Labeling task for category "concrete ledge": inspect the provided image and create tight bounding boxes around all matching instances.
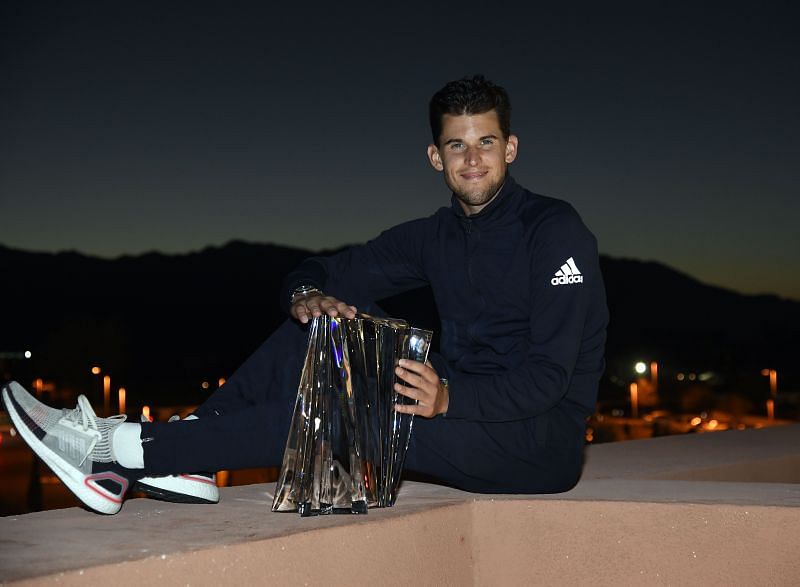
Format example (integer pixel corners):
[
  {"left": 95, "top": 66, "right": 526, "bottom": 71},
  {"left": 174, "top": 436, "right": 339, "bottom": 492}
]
[{"left": 2, "top": 425, "right": 799, "bottom": 585}]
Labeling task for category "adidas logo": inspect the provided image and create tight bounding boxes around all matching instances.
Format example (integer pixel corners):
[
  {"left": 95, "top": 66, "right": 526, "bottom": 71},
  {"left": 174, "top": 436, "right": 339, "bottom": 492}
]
[{"left": 551, "top": 257, "right": 583, "bottom": 286}]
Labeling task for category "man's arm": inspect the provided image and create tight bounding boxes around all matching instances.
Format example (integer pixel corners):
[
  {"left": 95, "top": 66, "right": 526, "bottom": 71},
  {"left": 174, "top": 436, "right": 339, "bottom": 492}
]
[
  {"left": 281, "top": 217, "right": 433, "bottom": 319},
  {"left": 442, "top": 207, "right": 608, "bottom": 422}
]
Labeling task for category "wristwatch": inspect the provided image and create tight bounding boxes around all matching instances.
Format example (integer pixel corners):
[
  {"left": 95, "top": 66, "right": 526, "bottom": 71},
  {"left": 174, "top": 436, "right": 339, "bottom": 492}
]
[
  {"left": 439, "top": 378, "right": 449, "bottom": 418},
  {"left": 290, "top": 284, "right": 324, "bottom": 305}
]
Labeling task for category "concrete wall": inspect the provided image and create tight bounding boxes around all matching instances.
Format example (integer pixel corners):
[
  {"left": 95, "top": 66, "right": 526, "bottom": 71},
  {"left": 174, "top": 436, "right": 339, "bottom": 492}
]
[{"left": 4, "top": 425, "right": 799, "bottom": 586}]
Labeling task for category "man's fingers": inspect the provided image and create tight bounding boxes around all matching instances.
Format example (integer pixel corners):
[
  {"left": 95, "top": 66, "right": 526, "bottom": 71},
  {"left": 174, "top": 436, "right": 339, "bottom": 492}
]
[
  {"left": 295, "top": 306, "right": 310, "bottom": 324},
  {"left": 394, "top": 401, "right": 434, "bottom": 418},
  {"left": 291, "top": 296, "right": 358, "bottom": 323},
  {"left": 397, "top": 359, "right": 438, "bottom": 383},
  {"left": 333, "top": 301, "right": 357, "bottom": 318},
  {"left": 395, "top": 366, "right": 429, "bottom": 389},
  {"left": 394, "top": 382, "right": 422, "bottom": 401}
]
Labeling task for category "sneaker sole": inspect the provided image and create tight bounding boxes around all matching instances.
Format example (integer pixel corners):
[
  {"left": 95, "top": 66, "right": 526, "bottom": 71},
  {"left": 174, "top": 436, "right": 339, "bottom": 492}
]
[
  {"left": 134, "top": 478, "right": 219, "bottom": 504},
  {"left": 2, "top": 386, "right": 124, "bottom": 515}
]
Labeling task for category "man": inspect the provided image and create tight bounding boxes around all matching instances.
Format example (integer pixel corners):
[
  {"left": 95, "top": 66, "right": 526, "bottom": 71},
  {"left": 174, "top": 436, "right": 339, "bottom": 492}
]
[{"left": 3, "top": 75, "right": 608, "bottom": 515}]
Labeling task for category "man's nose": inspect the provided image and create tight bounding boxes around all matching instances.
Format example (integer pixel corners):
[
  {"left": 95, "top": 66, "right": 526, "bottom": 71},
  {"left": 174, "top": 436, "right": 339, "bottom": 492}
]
[{"left": 464, "top": 146, "right": 479, "bottom": 166}]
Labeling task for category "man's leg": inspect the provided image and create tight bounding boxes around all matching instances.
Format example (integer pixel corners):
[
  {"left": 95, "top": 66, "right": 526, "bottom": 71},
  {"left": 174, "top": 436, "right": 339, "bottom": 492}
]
[
  {"left": 138, "top": 318, "right": 311, "bottom": 476},
  {"left": 404, "top": 407, "right": 586, "bottom": 494},
  {"left": 194, "top": 318, "right": 310, "bottom": 418}
]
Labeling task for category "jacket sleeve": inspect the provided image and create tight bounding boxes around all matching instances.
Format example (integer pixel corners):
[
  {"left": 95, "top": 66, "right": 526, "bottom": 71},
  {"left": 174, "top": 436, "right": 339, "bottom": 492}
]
[
  {"left": 444, "top": 206, "right": 607, "bottom": 422},
  {"left": 281, "top": 217, "right": 432, "bottom": 309}
]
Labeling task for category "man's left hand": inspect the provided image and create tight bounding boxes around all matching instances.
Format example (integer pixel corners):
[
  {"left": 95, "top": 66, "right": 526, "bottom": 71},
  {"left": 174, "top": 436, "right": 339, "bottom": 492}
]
[{"left": 394, "top": 359, "right": 449, "bottom": 418}]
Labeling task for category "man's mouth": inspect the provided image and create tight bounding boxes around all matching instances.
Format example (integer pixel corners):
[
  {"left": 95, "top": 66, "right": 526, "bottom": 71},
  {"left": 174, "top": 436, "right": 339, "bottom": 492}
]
[{"left": 460, "top": 170, "right": 488, "bottom": 181}]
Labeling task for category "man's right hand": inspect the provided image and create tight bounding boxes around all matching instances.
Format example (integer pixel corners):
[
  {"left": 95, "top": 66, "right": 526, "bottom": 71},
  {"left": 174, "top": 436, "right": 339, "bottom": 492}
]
[{"left": 290, "top": 292, "right": 358, "bottom": 324}]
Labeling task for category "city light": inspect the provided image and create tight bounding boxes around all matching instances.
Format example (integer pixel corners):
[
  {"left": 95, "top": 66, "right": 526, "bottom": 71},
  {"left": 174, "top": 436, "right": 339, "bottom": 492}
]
[
  {"left": 629, "top": 382, "right": 639, "bottom": 419},
  {"left": 118, "top": 387, "right": 126, "bottom": 414},
  {"left": 24, "top": 350, "right": 32, "bottom": 359},
  {"left": 634, "top": 362, "right": 647, "bottom": 374},
  {"left": 103, "top": 375, "right": 111, "bottom": 416},
  {"left": 201, "top": 381, "right": 210, "bottom": 390},
  {"left": 650, "top": 361, "right": 659, "bottom": 390},
  {"left": 91, "top": 366, "right": 101, "bottom": 375},
  {"left": 761, "top": 369, "right": 777, "bottom": 398}
]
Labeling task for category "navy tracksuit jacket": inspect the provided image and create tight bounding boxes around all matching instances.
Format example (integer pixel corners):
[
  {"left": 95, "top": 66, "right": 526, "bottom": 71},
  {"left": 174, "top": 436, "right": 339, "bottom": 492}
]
[{"left": 142, "top": 176, "right": 608, "bottom": 494}]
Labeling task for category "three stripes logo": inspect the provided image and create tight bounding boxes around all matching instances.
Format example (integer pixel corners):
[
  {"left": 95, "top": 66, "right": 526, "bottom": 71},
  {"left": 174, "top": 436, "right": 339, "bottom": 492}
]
[{"left": 551, "top": 257, "right": 583, "bottom": 286}]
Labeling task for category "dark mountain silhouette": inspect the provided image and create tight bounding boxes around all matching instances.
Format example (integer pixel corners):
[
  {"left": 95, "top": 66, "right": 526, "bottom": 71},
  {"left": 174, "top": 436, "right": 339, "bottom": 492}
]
[
  {"left": 601, "top": 257, "right": 800, "bottom": 372},
  {"left": 1, "top": 242, "right": 798, "bottom": 406}
]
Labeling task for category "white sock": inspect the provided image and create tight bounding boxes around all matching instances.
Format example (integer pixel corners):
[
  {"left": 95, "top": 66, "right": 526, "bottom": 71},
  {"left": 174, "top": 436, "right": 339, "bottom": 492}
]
[{"left": 112, "top": 423, "right": 144, "bottom": 469}]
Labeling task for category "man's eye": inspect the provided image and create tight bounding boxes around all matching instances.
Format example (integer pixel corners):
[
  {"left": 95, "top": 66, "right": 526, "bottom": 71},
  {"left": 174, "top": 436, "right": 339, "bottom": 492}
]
[
  {"left": 480, "top": 139, "right": 494, "bottom": 146},
  {"left": 449, "top": 143, "right": 464, "bottom": 150}
]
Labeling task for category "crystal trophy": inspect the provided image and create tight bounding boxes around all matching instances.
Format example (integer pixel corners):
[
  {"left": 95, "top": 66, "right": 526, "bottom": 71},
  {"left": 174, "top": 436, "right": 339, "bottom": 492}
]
[{"left": 272, "top": 313, "right": 433, "bottom": 515}]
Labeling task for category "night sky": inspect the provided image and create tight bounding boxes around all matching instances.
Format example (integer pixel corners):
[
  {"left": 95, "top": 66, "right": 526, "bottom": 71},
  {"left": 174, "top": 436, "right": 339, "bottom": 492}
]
[{"left": 1, "top": 2, "right": 798, "bottom": 300}]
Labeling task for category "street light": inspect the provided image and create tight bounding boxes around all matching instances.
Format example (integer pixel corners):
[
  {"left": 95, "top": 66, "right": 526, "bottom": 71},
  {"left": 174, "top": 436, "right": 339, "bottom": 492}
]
[
  {"left": 634, "top": 362, "right": 647, "bottom": 375},
  {"left": 629, "top": 382, "right": 639, "bottom": 419},
  {"left": 760, "top": 369, "right": 777, "bottom": 398},
  {"left": 761, "top": 369, "right": 778, "bottom": 421},
  {"left": 103, "top": 375, "right": 111, "bottom": 416},
  {"left": 650, "top": 361, "right": 658, "bottom": 393}
]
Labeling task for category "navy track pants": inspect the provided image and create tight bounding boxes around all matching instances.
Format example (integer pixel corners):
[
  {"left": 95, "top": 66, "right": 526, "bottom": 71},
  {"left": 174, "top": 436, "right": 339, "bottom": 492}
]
[{"left": 140, "top": 317, "right": 585, "bottom": 494}]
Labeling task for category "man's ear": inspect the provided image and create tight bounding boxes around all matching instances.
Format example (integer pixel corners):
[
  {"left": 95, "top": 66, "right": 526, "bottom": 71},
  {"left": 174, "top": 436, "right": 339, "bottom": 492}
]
[
  {"left": 505, "top": 135, "right": 519, "bottom": 164},
  {"left": 427, "top": 144, "right": 444, "bottom": 171}
]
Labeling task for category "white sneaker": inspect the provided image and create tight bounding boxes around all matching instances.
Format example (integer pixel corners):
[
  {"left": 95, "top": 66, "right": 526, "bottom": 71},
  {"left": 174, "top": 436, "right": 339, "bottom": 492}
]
[
  {"left": 133, "top": 415, "right": 220, "bottom": 504},
  {"left": 2, "top": 381, "right": 139, "bottom": 514}
]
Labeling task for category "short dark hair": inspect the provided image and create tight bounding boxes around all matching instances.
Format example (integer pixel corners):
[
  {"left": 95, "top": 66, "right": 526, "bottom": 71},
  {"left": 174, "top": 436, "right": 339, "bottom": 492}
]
[{"left": 428, "top": 75, "right": 512, "bottom": 145}]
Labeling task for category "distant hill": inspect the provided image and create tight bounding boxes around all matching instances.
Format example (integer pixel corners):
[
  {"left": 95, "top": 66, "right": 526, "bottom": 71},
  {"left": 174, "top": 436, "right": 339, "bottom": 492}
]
[
  {"left": 599, "top": 256, "right": 800, "bottom": 377},
  {"left": 1, "top": 242, "right": 798, "bottom": 403}
]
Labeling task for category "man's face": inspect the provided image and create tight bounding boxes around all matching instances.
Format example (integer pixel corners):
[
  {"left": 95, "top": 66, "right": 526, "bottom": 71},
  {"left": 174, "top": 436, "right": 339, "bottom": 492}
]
[{"left": 427, "top": 110, "right": 518, "bottom": 215}]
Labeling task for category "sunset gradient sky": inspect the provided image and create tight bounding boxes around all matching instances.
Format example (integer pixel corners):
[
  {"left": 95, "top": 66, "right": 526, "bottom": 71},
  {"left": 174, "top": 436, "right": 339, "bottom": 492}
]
[{"left": 1, "top": 2, "right": 798, "bottom": 299}]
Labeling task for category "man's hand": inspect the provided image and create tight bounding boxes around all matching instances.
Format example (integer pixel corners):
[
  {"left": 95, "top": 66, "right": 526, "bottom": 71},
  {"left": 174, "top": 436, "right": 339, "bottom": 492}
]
[
  {"left": 394, "top": 359, "right": 449, "bottom": 418},
  {"left": 290, "top": 292, "right": 357, "bottom": 324}
]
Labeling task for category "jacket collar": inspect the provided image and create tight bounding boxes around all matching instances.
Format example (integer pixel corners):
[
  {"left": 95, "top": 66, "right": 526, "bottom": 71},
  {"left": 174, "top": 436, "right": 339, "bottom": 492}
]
[{"left": 450, "top": 174, "right": 520, "bottom": 224}]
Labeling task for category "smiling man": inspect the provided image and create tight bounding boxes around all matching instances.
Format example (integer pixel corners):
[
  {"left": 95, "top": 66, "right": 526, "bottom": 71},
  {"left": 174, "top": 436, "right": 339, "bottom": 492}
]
[
  {"left": 3, "top": 75, "right": 609, "bottom": 513},
  {"left": 428, "top": 110, "right": 518, "bottom": 214}
]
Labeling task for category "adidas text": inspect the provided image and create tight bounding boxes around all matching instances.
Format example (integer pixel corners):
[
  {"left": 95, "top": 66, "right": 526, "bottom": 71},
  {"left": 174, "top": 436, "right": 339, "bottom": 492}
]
[{"left": 551, "top": 274, "right": 584, "bottom": 285}]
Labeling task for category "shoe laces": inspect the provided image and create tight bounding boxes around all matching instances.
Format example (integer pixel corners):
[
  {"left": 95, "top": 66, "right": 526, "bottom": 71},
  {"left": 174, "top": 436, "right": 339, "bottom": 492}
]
[{"left": 63, "top": 395, "right": 127, "bottom": 465}]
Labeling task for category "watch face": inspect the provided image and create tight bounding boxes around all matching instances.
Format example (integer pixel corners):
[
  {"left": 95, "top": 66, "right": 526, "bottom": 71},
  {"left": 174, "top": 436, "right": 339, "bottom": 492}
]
[{"left": 291, "top": 285, "right": 321, "bottom": 303}]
